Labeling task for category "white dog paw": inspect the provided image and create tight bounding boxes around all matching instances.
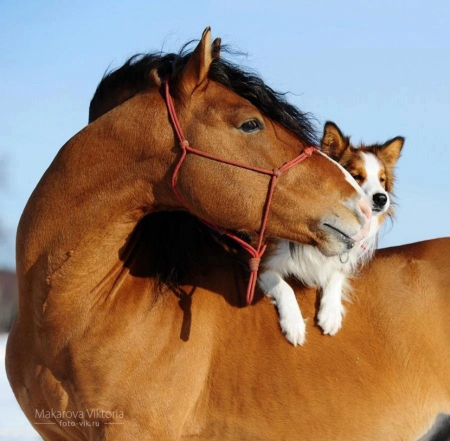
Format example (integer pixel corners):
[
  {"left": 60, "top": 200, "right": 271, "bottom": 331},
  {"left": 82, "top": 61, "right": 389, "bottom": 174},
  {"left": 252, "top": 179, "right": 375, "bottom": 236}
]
[
  {"left": 279, "top": 315, "right": 306, "bottom": 346},
  {"left": 317, "top": 304, "right": 344, "bottom": 336}
]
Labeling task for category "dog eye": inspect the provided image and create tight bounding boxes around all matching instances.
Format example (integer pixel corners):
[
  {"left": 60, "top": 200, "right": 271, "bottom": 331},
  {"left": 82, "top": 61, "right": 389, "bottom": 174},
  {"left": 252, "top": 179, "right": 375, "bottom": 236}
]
[
  {"left": 380, "top": 177, "right": 386, "bottom": 183},
  {"left": 240, "top": 119, "right": 263, "bottom": 133},
  {"left": 351, "top": 174, "right": 363, "bottom": 181}
]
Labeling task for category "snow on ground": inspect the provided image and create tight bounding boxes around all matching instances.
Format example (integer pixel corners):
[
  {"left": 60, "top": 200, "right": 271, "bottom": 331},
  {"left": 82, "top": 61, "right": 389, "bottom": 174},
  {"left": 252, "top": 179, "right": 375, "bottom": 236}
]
[{"left": 0, "top": 334, "right": 42, "bottom": 440}]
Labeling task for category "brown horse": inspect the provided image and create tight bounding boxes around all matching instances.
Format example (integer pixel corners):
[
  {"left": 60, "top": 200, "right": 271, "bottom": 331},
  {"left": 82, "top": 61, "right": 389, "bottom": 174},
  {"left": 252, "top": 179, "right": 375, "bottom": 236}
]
[{"left": 6, "top": 28, "right": 449, "bottom": 440}]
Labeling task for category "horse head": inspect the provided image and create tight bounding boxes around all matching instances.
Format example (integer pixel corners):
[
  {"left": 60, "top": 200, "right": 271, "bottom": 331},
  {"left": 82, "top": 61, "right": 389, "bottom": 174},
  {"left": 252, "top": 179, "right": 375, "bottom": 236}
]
[
  {"left": 163, "top": 28, "right": 371, "bottom": 255},
  {"left": 89, "top": 27, "right": 371, "bottom": 260}
]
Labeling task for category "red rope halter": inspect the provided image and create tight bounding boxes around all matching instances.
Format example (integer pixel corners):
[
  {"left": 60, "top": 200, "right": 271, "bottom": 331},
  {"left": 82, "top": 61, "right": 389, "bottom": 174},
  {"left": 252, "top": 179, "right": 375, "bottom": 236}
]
[{"left": 164, "top": 79, "right": 316, "bottom": 305}]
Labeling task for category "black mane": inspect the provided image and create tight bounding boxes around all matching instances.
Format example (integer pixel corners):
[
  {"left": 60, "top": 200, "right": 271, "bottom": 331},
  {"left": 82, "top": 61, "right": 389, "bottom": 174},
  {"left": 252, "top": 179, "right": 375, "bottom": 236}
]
[
  {"left": 89, "top": 43, "right": 318, "bottom": 288},
  {"left": 89, "top": 45, "right": 317, "bottom": 145}
]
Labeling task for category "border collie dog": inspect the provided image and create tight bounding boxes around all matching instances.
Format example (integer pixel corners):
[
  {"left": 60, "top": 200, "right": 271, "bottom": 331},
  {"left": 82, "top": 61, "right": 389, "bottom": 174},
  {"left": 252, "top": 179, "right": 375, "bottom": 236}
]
[{"left": 259, "top": 122, "right": 404, "bottom": 346}]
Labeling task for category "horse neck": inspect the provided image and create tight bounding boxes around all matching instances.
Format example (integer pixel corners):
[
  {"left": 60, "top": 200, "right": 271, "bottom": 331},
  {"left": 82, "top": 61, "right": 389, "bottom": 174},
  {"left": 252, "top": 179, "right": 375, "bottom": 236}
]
[{"left": 16, "top": 91, "right": 175, "bottom": 290}]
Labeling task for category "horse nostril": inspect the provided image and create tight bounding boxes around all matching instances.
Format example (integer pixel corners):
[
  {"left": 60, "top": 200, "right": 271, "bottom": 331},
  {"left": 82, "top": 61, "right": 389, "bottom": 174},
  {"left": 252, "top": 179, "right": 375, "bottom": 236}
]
[{"left": 373, "top": 193, "right": 388, "bottom": 207}]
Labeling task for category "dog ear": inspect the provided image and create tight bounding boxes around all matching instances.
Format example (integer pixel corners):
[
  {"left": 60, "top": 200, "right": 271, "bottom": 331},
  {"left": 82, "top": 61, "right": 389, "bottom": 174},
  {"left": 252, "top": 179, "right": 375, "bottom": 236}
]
[
  {"left": 321, "top": 122, "right": 350, "bottom": 161},
  {"left": 379, "top": 137, "right": 404, "bottom": 168}
]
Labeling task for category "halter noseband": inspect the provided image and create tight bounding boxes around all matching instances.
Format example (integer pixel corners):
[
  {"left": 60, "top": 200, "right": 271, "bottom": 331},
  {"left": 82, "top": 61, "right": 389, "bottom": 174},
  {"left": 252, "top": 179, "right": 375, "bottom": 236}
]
[{"left": 164, "top": 78, "right": 316, "bottom": 305}]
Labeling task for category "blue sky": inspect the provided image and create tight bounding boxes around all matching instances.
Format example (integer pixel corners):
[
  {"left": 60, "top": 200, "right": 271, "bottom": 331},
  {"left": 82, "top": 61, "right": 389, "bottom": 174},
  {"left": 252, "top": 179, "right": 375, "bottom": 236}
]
[{"left": 1, "top": 0, "right": 449, "bottom": 269}]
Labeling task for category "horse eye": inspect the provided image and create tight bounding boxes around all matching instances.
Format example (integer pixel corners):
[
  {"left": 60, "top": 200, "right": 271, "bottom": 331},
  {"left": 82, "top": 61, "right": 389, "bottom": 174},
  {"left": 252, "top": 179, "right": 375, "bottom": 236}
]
[{"left": 240, "top": 119, "right": 263, "bottom": 133}]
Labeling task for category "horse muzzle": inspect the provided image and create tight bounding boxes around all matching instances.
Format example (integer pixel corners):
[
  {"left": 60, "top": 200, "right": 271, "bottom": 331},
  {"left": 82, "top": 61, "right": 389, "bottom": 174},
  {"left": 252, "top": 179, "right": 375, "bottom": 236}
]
[{"left": 319, "top": 196, "right": 372, "bottom": 256}]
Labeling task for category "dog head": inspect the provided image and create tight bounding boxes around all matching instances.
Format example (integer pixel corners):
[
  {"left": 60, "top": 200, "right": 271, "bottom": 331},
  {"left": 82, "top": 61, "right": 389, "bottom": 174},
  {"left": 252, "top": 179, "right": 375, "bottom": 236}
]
[{"left": 320, "top": 121, "right": 404, "bottom": 219}]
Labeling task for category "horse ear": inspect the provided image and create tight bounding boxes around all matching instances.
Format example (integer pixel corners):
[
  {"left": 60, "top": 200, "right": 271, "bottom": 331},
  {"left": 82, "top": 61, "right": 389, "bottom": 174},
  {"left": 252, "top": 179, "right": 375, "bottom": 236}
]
[
  {"left": 212, "top": 37, "right": 221, "bottom": 59},
  {"left": 321, "top": 121, "right": 350, "bottom": 161},
  {"left": 378, "top": 137, "right": 404, "bottom": 167},
  {"left": 178, "top": 27, "right": 213, "bottom": 96},
  {"left": 149, "top": 68, "right": 162, "bottom": 87}
]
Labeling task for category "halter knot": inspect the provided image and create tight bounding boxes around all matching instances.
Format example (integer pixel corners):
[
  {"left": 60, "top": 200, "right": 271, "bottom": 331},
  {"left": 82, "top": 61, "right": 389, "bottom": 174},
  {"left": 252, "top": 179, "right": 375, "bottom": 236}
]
[
  {"left": 248, "top": 257, "right": 261, "bottom": 272},
  {"left": 304, "top": 146, "right": 315, "bottom": 157},
  {"left": 273, "top": 168, "right": 281, "bottom": 178},
  {"left": 180, "top": 140, "right": 190, "bottom": 150}
]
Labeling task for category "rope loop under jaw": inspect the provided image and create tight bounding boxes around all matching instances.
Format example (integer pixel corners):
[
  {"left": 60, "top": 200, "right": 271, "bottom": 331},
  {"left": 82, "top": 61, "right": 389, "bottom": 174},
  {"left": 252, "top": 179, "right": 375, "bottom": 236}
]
[{"left": 180, "top": 140, "right": 190, "bottom": 150}]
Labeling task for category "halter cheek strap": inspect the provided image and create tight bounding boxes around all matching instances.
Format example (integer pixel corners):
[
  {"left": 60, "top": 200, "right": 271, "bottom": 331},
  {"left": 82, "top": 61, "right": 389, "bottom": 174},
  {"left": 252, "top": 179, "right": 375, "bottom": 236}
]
[{"left": 164, "top": 79, "right": 316, "bottom": 305}]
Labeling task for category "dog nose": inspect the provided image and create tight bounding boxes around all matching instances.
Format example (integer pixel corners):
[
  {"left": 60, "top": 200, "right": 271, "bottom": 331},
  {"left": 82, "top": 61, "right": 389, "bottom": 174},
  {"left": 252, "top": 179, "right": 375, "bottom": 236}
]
[{"left": 373, "top": 193, "right": 388, "bottom": 207}]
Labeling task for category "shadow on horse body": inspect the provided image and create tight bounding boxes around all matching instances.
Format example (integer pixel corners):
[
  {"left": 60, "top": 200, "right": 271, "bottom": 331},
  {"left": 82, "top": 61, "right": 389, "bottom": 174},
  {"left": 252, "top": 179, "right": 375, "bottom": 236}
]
[{"left": 6, "top": 28, "right": 450, "bottom": 440}]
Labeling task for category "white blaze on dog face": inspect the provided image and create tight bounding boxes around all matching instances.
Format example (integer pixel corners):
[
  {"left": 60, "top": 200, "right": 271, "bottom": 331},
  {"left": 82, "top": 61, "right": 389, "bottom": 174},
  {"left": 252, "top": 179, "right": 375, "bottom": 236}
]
[{"left": 359, "top": 152, "right": 390, "bottom": 214}]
